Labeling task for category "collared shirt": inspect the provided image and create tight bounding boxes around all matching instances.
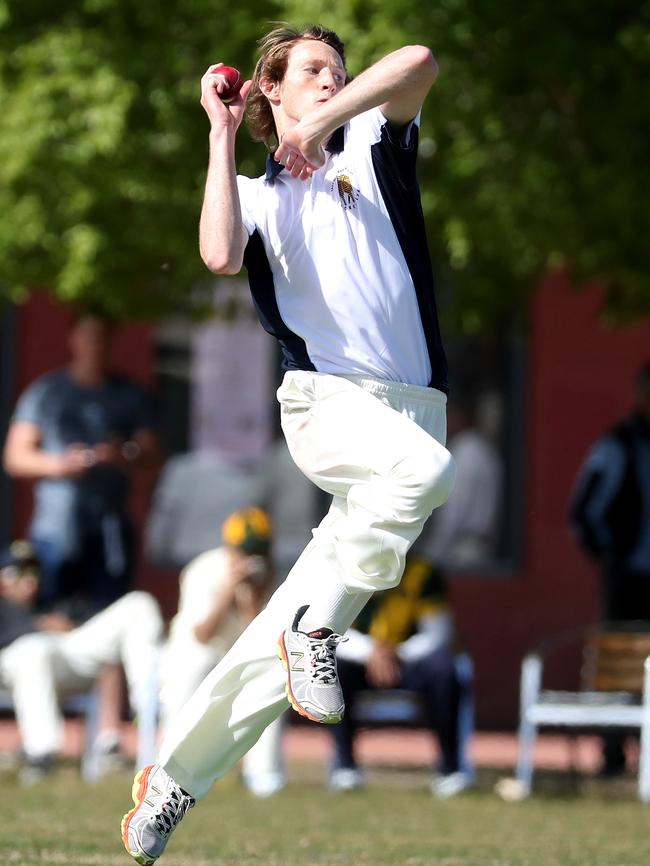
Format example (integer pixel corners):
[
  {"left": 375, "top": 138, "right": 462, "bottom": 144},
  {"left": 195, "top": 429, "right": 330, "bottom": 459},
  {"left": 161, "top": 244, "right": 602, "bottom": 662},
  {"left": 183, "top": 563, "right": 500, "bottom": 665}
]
[{"left": 237, "top": 107, "right": 447, "bottom": 392}]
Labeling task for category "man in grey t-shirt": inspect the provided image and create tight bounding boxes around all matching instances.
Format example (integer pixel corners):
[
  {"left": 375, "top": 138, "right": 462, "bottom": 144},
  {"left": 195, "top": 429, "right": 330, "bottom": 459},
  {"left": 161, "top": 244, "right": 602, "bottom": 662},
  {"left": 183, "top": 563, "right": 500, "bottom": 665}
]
[{"left": 3, "top": 310, "right": 160, "bottom": 620}]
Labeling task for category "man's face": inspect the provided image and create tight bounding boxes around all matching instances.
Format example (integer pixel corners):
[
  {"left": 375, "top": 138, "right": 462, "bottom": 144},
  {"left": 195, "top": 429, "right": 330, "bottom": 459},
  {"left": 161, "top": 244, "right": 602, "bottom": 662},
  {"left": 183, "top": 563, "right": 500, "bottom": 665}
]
[
  {"left": 69, "top": 316, "right": 114, "bottom": 371},
  {"left": 274, "top": 39, "right": 346, "bottom": 124},
  {"left": 0, "top": 567, "right": 39, "bottom": 606},
  {"left": 228, "top": 548, "right": 270, "bottom": 587}
]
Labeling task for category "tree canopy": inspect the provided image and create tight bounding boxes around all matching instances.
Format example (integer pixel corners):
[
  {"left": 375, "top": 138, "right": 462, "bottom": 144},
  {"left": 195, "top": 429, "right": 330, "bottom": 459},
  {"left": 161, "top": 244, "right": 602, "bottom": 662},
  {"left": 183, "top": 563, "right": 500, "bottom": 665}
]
[{"left": 1, "top": 0, "right": 648, "bottom": 327}]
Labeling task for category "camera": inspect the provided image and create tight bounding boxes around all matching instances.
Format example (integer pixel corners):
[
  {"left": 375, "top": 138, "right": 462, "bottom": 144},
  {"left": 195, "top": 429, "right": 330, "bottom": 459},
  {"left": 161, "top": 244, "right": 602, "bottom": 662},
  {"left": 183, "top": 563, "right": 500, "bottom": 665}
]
[{"left": 243, "top": 555, "right": 268, "bottom": 586}]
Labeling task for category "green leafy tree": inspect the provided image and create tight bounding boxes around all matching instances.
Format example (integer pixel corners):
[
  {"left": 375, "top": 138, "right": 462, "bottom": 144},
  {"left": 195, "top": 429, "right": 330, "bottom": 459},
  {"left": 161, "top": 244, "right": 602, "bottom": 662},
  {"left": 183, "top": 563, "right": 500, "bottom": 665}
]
[
  {"left": 1, "top": 0, "right": 648, "bottom": 326},
  {"left": 0, "top": 0, "right": 277, "bottom": 318},
  {"left": 284, "top": 0, "right": 650, "bottom": 330}
]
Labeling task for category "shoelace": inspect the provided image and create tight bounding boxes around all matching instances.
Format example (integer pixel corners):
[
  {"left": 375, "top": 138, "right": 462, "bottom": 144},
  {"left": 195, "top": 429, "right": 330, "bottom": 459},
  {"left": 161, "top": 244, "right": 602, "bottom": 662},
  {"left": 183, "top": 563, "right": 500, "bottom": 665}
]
[
  {"left": 308, "top": 633, "right": 348, "bottom": 684},
  {"left": 153, "top": 786, "right": 195, "bottom": 838}
]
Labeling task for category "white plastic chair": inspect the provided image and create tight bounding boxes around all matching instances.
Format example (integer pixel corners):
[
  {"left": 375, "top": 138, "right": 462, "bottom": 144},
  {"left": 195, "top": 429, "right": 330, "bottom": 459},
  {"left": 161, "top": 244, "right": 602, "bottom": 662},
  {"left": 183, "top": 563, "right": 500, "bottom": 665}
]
[{"left": 515, "top": 624, "right": 650, "bottom": 801}]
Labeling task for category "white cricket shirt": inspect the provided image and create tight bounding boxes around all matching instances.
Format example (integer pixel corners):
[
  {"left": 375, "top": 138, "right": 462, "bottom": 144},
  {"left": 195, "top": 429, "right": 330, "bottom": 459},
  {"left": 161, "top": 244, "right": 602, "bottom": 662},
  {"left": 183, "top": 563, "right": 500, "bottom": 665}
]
[{"left": 237, "top": 107, "right": 447, "bottom": 392}]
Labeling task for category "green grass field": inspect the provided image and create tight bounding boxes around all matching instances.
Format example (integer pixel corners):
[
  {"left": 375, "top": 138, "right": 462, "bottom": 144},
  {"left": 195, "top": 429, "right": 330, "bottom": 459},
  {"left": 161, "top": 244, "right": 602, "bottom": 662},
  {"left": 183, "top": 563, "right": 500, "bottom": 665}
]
[{"left": 3, "top": 762, "right": 650, "bottom": 866}]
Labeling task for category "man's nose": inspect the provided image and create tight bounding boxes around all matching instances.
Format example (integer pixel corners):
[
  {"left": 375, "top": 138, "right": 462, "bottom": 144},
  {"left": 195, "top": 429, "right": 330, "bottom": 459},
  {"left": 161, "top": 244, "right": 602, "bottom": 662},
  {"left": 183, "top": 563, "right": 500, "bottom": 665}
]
[{"left": 319, "top": 69, "right": 337, "bottom": 90}]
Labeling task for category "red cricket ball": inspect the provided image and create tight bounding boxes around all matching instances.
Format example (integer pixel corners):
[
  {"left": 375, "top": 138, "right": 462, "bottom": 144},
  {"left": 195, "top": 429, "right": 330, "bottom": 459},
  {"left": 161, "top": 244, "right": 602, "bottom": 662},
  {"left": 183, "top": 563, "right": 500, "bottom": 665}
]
[{"left": 215, "top": 65, "right": 243, "bottom": 103}]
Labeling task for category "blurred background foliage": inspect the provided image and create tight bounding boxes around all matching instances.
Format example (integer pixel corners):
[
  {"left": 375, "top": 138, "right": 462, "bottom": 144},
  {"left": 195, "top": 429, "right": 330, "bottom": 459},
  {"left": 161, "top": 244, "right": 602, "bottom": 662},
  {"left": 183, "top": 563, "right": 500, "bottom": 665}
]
[{"left": 0, "top": 0, "right": 648, "bottom": 327}]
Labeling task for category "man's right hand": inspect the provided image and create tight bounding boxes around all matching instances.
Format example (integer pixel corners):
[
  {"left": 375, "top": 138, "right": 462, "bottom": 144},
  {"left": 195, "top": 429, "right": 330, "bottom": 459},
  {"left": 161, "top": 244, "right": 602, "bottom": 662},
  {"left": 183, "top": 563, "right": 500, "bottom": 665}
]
[
  {"left": 55, "top": 444, "right": 94, "bottom": 479},
  {"left": 366, "top": 641, "right": 400, "bottom": 688},
  {"left": 36, "top": 612, "right": 75, "bottom": 633},
  {"left": 200, "top": 64, "right": 252, "bottom": 132},
  {"left": 274, "top": 124, "right": 326, "bottom": 180}
]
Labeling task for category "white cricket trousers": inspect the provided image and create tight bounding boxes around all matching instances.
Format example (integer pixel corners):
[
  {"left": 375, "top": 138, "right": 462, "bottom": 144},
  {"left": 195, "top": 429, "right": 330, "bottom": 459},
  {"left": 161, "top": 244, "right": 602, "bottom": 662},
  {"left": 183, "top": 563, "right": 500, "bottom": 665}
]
[
  {"left": 0, "top": 591, "right": 162, "bottom": 760},
  {"left": 159, "top": 640, "right": 286, "bottom": 794},
  {"left": 161, "top": 371, "right": 455, "bottom": 798}
]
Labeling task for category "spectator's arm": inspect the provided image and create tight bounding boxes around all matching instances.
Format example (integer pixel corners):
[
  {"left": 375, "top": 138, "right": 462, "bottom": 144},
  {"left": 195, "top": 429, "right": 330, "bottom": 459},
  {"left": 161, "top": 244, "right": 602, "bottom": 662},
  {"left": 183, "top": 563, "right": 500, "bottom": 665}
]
[
  {"left": 396, "top": 611, "right": 453, "bottom": 662},
  {"left": 336, "top": 628, "right": 376, "bottom": 663},
  {"left": 192, "top": 586, "right": 238, "bottom": 644},
  {"left": 569, "top": 437, "right": 626, "bottom": 559},
  {"left": 2, "top": 421, "right": 87, "bottom": 480},
  {"left": 191, "top": 556, "right": 257, "bottom": 644}
]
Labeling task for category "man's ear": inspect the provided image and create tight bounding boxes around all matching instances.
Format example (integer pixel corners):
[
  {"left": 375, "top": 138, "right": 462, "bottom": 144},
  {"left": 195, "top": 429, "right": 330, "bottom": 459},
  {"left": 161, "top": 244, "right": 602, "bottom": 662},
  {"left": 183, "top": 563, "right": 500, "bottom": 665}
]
[{"left": 260, "top": 76, "right": 280, "bottom": 104}]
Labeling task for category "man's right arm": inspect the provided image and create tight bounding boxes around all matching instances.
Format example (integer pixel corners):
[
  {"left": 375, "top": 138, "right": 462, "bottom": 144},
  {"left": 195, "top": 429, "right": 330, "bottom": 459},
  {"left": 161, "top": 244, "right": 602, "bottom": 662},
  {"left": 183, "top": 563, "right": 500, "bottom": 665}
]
[
  {"left": 3, "top": 421, "right": 88, "bottom": 480},
  {"left": 198, "top": 65, "right": 253, "bottom": 275}
]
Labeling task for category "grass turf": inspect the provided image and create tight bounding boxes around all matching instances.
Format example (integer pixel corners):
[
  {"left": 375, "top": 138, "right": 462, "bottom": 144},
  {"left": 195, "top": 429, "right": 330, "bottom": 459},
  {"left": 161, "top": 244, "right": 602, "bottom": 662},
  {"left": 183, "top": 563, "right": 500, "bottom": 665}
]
[{"left": 2, "top": 762, "right": 650, "bottom": 866}]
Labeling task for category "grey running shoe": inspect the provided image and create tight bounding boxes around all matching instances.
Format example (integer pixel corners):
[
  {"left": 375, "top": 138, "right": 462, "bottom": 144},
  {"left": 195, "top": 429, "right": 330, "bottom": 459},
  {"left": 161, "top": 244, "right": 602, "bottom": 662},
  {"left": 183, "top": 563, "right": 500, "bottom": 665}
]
[
  {"left": 121, "top": 764, "right": 195, "bottom": 865},
  {"left": 278, "top": 604, "right": 347, "bottom": 724}
]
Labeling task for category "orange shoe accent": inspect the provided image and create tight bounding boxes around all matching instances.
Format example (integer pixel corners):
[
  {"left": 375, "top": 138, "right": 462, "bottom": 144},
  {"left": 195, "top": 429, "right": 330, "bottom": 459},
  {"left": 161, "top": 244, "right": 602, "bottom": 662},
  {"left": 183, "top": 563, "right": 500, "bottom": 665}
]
[
  {"left": 277, "top": 634, "right": 320, "bottom": 723},
  {"left": 121, "top": 764, "right": 153, "bottom": 852}
]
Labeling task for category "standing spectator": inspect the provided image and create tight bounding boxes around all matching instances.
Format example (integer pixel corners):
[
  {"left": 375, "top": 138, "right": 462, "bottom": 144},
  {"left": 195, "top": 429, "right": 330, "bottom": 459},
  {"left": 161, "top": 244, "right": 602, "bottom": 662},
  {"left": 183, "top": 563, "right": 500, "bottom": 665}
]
[
  {"left": 0, "top": 540, "right": 163, "bottom": 783},
  {"left": 3, "top": 308, "right": 160, "bottom": 621},
  {"left": 328, "top": 550, "right": 472, "bottom": 798},
  {"left": 569, "top": 360, "right": 650, "bottom": 773},
  {"left": 570, "top": 361, "right": 650, "bottom": 619},
  {"left": 159, "top": 507, "right": 285, "bottom": 797}
]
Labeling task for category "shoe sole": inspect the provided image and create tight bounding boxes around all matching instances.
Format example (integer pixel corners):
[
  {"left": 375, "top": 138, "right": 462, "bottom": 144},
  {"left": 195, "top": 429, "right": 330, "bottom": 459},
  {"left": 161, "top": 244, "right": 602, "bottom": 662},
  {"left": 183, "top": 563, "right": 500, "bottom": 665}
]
[
  {"left": 277, "top": 632, "right": 342, "bottom": 725},
  {"left": 121, "top": 765, "right": 157, "bottom": 866}
]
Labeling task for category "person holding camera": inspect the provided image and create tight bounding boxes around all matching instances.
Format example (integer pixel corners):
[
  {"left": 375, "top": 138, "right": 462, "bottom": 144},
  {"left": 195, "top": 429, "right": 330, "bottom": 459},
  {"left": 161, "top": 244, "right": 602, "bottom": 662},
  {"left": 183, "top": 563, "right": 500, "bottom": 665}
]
[{"left": 158, "top": 507, "right": 285, "bottom": 797}]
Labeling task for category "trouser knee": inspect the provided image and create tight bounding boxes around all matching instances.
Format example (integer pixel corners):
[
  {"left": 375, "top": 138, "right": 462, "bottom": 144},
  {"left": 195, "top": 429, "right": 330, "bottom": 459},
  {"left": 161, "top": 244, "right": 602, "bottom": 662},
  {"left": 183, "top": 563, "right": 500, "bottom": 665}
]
[
  {"left": 2, "top": 634, "right": 55, "bottom": 680},
  {"left": 416, "top": 447, "right": 456, "bottom": 512},
  {"left": 390, "top": 443, "right": 456, "bottom": 519},
  {"left": 120, "top": 591, "right": 163, "bottom": 636}
]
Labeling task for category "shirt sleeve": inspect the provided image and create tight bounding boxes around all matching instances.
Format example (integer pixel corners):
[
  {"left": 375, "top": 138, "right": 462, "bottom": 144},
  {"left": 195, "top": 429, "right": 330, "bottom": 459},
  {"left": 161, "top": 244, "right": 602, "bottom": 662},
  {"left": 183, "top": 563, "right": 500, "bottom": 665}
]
[
  {"left": 12, "top": 378, "right": 49, "bottom": 426},
  {"left": 396, "top": 611, "right": 454, "bottom": 662},
  {"left": 236, "top": 175, "right": 258, "bottom": 236},
  {"left": 348, "top": 106, "right": 421, "bottom": 149}
]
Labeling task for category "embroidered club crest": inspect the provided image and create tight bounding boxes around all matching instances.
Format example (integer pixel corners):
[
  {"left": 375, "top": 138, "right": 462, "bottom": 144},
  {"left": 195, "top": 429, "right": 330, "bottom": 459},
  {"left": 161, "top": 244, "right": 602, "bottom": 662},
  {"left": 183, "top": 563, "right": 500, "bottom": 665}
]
[{"left": 332, "top": 172, "right": 359, "bottom": 210}]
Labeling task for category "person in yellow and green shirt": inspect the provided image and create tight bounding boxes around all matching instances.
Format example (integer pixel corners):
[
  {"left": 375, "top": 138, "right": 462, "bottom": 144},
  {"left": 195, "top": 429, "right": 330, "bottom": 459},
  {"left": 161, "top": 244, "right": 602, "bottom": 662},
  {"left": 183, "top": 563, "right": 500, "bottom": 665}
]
[{"left": 329, "top": 551, "right": 473, "bottom": 798}]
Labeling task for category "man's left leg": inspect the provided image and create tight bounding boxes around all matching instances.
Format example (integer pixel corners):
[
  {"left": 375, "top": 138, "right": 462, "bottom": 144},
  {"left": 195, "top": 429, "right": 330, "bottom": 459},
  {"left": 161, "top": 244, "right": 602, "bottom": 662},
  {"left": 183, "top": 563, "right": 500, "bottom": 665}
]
[
  {"left": 400, "top": 647, "right": 472, "bottom": 797},
  {"left": 328, "top": 657, "right": 367, "bottom": 790}
]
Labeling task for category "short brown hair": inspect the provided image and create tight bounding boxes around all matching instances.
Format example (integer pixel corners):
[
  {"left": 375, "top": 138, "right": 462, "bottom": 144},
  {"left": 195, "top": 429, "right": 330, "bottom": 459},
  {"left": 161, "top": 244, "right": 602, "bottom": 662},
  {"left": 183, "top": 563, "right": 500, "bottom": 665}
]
[{"left": 246, "top": 24, "right": 348, "bottom": 149}]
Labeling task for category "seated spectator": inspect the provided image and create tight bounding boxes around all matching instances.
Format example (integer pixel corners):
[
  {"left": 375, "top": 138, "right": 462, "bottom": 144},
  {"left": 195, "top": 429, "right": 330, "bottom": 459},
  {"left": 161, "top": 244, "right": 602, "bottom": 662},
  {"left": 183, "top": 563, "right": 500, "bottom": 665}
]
[
  {"left": 328, "top": 550, "right": 472, "bottom": 798},
  {"left": 159, "top": 507, "right": 285, "bottom": 797},
  {"left": 0, "top": 540, "right": 163, "bottom": 783}
]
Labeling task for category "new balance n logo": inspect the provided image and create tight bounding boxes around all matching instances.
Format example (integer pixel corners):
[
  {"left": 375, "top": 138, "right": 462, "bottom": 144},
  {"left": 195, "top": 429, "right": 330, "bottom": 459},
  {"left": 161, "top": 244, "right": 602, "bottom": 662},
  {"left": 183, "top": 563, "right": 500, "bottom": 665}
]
[{"left": 290, "top": 651, "right": 305, "bottom": 672}]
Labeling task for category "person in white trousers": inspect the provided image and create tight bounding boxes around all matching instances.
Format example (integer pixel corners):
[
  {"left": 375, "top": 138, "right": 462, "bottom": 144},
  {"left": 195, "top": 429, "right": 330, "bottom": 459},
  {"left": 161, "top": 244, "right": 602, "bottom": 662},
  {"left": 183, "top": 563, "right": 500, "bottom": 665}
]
[
  {"left": 158, "top": 507, "right": 285, "bottom": 797},
  {"left": 122, "top": 26, "right": 455, "bottom": 865},
  {"left": 0, "top": 541, "right": 163, "bottom": 780}
]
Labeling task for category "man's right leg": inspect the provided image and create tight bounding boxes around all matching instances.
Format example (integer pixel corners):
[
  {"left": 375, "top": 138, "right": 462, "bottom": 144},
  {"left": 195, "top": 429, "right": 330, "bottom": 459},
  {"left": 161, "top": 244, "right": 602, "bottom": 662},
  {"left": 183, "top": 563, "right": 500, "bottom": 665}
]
[{"left": 0, "top": 634, "right": 64, "bottom": 762}]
